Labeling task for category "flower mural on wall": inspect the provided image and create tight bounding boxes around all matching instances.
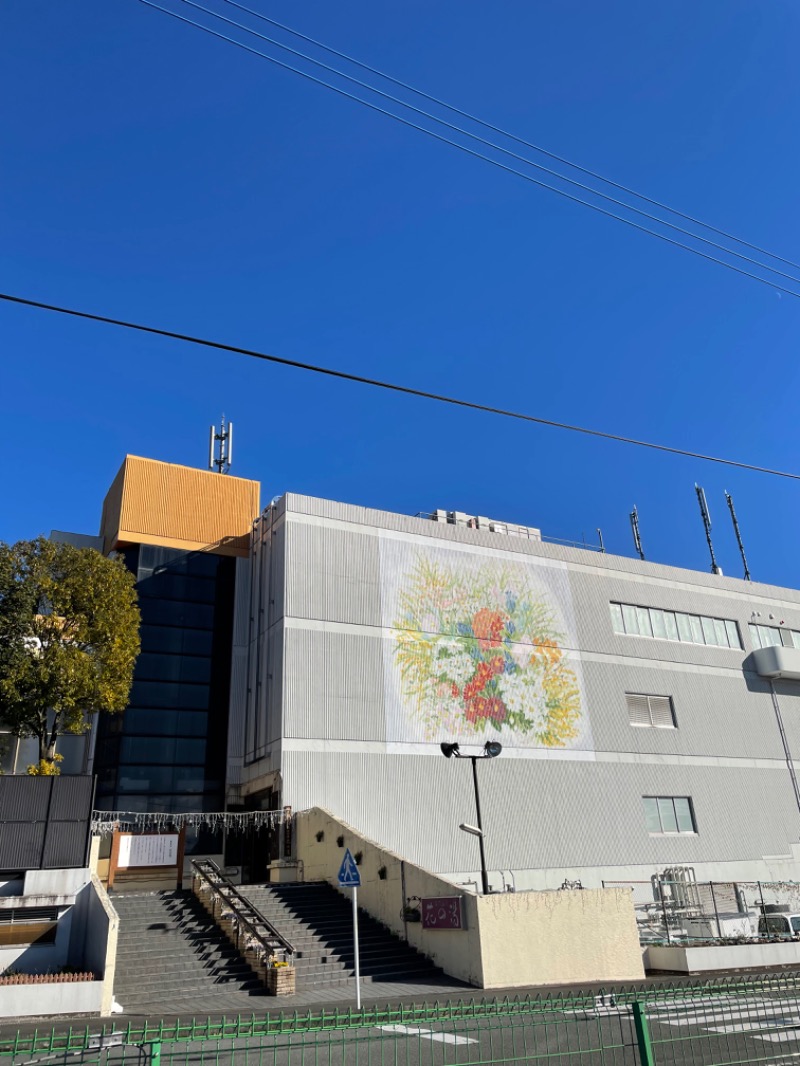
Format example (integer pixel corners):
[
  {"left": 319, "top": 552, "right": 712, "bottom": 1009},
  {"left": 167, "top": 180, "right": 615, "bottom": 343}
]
[{"left": 392, "top": 554, "right": 582, "bottom": 745}]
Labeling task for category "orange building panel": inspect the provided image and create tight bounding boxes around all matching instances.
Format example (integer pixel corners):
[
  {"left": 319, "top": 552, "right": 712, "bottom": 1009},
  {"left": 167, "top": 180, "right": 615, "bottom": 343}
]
[{"left": 100, "top": 455, "right": 260, "bottom": 557}]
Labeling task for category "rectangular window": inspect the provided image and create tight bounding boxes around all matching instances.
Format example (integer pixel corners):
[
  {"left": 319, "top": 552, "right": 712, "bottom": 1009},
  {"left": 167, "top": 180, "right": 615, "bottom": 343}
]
[
  {"left": 690, "top": 615, "right": 706, "bottom": 644},
  {"left": 725, "top": 620, "right": 740, "bottom": 648},
  {"left": 626, "top": 693, "right": 676, "bottom": 729},
  {"left": 611, "top": 603, "right": 741, "bottom": 650},
  {"left": 643, "top": 795, "right": 697, "bottom": 834},
  {"left": 713, "top": 618, "right": 729, "bottom": 647},
  {"left": 621, "top": 604, "right": 638, "bottom": 635},
  {"left": 750, "top": 623, "right": 783, "bottom": 650}
]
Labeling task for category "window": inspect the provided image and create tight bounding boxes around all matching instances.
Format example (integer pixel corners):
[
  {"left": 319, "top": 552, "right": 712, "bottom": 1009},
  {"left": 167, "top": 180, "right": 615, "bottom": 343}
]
[
  {"left": 627, "top": 693, "right": 676, "bottom": 729},
  {"left": 0, "top": 725, "right": 86, "bottom": 774},
  {"left": 643, "top": 796, "right": 696, "bottom": 834},
  {"left": 610, "top": 602, "right": 741, "bottom": 649},
  {"left": 750, "top": 624, "right": 783, "bottom": 649},
  {"left": 749, "top": 623, "right": 800, "bottom": 651}
]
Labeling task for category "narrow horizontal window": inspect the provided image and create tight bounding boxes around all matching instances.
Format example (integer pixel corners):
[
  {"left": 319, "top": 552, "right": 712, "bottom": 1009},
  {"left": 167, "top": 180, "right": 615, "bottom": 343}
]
[{"left": 611, "top": 602, "right": 741, "bottom": 650}]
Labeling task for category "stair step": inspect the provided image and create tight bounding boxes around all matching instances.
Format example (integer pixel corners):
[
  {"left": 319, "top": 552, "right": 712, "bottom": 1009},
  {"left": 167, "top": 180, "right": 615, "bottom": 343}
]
[{"left": 113, "top": 881, "right": 445, "bottom": 999}]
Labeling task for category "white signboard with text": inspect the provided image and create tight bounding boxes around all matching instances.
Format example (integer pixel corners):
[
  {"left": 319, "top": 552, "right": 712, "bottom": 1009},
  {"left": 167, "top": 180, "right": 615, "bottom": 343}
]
[{"left": 118, "top": 833, "right": 179, "bottom": 868}]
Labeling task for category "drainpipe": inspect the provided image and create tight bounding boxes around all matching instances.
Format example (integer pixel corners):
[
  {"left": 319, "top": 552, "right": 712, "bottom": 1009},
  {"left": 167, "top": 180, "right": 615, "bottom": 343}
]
[{"left": 770, "top": 681, "right": 800, "bottom": 816}]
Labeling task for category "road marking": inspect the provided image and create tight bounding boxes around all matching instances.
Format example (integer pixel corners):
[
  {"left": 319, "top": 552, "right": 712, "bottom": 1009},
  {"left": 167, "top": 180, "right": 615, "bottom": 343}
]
[
  {"left": 644, "top": 997, "right": 800, "bottom": 1045},
  {"left": 377, "top": 1025, "right": 478, "bottom": 1046},
  {"left": 378, "top": 1026, "right": 432, "bottom": 1036},
  {"left": 657, "top": 1007, "right": 796, "bottom": 1025},
  {"left": 704, "top": 1019, "right": 800, "bottom": 1036},
  {"left": 427, "top": 1033, "right": 479, "bottom": 1046}
]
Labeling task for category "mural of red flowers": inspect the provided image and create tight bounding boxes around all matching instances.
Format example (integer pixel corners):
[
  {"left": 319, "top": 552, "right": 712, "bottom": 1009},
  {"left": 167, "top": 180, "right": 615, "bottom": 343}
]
[{"left": 392, "top": 554, "right": 582, "bottom": 746}]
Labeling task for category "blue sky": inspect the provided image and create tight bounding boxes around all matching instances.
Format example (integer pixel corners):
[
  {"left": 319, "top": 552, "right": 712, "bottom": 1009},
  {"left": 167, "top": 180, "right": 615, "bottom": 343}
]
[{"left": 2, "top": 0, "right": 799, "bottom": 587}]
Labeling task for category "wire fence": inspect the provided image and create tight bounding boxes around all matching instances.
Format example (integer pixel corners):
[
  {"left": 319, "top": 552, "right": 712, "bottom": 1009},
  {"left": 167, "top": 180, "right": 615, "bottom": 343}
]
[
  {"left": 5, "top": 976, "right": 800, "bottom": 1066},
  {"left": 602, "top": 876, "right": 800, "bottom": 943}
]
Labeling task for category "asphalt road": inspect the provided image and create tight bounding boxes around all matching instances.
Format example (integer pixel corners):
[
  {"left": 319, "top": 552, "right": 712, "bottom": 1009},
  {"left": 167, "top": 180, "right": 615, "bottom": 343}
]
[{"left": 11, "top": 990, "right": 800, "bottom": 1066}]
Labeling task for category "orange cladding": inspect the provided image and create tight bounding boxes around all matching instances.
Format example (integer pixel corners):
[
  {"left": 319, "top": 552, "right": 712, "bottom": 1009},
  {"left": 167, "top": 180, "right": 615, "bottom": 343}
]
[{"left": 100, "top": 455, "right": 260, "bottom": 557}]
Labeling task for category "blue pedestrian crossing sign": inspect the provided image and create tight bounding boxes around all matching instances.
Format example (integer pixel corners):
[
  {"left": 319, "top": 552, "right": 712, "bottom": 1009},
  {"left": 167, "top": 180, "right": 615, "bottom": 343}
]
[{"left": 337, "top": 848, "right": 361, "bottom": 887}]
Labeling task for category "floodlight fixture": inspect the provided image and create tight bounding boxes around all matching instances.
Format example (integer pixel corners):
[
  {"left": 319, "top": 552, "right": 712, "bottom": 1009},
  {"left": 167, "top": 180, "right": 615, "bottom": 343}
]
[
  {"left": 441, "top": 737, "right": 503, "bottom": 894},
  {"left": 459, "top": 823, "right": 483, "bottom": 837}
]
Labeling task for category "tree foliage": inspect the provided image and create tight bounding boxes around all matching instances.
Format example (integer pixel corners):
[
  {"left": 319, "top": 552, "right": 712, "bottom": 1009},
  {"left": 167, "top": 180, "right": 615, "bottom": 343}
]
[{"left": 0, "top": 537, "right": 140, "bottom": 771}]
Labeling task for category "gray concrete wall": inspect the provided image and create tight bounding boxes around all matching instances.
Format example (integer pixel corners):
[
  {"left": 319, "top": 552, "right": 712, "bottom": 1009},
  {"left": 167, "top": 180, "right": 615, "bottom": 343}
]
[
  {"left": 241, "top": 494, "right": 800, "bottom": 886},
  {"left": 67, "top": 874, "right": 119, "bottom": 1015},
  {"left": 0, "top": 981, "right": 104, "bottom": 1019}
]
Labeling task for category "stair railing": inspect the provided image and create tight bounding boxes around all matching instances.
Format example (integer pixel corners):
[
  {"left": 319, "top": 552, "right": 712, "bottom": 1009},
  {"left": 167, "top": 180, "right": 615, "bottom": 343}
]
[{"left": 191, "top": 858, "right": 294, "bottom": 967}]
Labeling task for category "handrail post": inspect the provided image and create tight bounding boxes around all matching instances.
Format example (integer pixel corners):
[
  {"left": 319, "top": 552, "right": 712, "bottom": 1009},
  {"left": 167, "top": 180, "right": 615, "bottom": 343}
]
[
  {"left": 709, "top": 882, "right": 723, "bottom": 939},
  {"left": 632, "top": 1001, "right": 655, "bottom": 1066}
]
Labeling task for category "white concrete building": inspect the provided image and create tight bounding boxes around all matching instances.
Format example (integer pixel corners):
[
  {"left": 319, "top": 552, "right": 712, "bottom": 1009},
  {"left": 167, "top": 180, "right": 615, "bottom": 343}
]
[{"left": 228, "top": 492, "right": 800, "bottom": 890}]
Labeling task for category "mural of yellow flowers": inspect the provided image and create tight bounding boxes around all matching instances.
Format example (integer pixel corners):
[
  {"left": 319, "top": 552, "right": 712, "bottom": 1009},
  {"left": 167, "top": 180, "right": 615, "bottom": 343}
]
[{"left": 392, "top": 553, "right": 582, "bottom": 746}]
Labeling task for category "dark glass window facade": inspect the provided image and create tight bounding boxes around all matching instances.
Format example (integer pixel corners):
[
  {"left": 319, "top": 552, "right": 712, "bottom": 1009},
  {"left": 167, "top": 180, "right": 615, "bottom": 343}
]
[{"left": 94, "top": 545, "right": 236, "bottom": 816}]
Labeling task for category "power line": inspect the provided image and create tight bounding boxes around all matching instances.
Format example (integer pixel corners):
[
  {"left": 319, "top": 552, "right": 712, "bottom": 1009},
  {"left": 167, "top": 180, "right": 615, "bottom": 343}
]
[
  {"left": 175, "top": 0, "right": 800, "bottom": 288},
  {"left": 217, "top": 0, "right": 800, "bottom": 276},
  {"left": 2, "top": 289, "right": 799, "bottom": 482},
  {"left": 137, "top": 0, "right": 800, "bottom": 298}
]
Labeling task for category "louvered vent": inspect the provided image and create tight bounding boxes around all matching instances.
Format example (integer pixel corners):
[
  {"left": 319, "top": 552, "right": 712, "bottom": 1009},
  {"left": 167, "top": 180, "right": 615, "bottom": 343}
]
[
  {"left": 0, "top": 906, "right": 59, "bottom": 924},
  {"left": 626, "top": 693, "right": 675, "bottom": 729}
]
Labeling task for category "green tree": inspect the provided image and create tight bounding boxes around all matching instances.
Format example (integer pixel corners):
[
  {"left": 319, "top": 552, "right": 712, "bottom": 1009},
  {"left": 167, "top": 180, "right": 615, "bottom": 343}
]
[{"left": 0, "top": 537, "right": 140, "bottom": 772}]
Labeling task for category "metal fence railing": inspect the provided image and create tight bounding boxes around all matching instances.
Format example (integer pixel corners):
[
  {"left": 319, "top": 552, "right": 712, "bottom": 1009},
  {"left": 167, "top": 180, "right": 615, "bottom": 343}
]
[
  {"left": 5, "top": 975, "right": 800, "bottom": 1066},
  {"left": 603, "top": 876, "right": 800, "bottom": 943}
]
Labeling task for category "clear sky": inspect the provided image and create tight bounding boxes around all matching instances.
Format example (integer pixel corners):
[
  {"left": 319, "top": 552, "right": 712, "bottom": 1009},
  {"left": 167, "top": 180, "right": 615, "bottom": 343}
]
[{"left": 2, "top": 0, "right": 799, "bottom": 588}]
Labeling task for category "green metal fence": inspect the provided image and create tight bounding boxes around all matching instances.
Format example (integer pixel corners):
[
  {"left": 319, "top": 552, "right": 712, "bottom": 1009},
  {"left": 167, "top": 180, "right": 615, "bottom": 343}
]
[{"left": 4, "top": 975, "right": 800, "bottom": 1066}]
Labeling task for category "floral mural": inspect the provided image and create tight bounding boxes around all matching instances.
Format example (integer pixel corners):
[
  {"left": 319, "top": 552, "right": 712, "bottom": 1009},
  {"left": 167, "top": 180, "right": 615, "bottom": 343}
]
[{"left": 389, "top": 551, "right": 584, "bottom": 747}]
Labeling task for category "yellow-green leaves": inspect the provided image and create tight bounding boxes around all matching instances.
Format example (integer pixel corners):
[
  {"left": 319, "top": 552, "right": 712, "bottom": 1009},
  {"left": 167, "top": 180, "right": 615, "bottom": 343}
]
[{"left": 0, "top": 537, "right": 141, "bottom": 770}]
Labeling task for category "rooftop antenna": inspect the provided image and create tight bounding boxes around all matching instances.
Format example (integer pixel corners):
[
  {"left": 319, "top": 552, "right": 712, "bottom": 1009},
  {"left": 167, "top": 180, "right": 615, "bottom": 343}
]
[
  {"left": 695, "top": 484, "right": 722, "bottom": 575},
  {"left": 597, "top": 528, "right": 605, "bottom": 554},
  {"left": 209, "top": 416, "right": 234, "bottom": 474},
  {"left": 725, "top": 490, "right": 752, "bottom": 581},
  {"left": 629, "top": 506, "right": 645, "bottom": 561}
]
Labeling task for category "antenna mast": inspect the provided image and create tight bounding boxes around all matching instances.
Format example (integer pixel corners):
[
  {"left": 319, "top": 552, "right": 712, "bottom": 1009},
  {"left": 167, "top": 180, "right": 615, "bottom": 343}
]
[
  {"left": 209, "top": 416, "right": 234, "bottom": 474},
  {"left": 695, "top": 484, "right": 722, "bottom": 575},
  {"left": 629, "top": 506, "right": 645, "bottom": 561},
  {"left": 725, "top": 491, "right": 751, "bottom": 581}
]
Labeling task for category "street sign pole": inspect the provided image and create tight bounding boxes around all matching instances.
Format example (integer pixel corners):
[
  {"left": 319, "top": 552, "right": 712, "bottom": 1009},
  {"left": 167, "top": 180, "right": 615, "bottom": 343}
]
[
  {"left": 352, "top": 885, "right": 361, "bottom": 1009},
  {"left": 337, "top": 848, "right": 362, "bottom": 1010}
]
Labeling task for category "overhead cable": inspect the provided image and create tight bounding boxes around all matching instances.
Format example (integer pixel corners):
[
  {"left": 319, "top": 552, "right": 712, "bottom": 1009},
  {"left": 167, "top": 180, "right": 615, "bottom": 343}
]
[
  {"left": 218, "top": 0, "right": 800, "bottom": 275},
  {"left": 137, "top": 0, "right": 800, "bottom": 297},
  {"left": 2, "top": 289, "right": 799, "bottom": 482}
]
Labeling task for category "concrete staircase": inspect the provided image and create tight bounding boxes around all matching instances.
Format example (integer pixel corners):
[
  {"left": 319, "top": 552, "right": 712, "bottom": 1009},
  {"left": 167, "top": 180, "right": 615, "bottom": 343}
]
[
  {"left": 241, "top": 882, "right": 444, "bottom": 989},
  {"left": 111, "top": 890, "right": 264, "bottom": 1013}
]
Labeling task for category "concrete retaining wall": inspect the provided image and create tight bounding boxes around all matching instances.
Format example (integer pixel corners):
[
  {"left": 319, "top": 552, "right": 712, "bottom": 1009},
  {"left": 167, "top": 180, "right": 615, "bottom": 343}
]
[
  {"left": 296, "top": 808, "right": 644, "bottom": 988},
  {"left": 649, "top": 941, "right": 800, "bottom": 973},
  {"left": 0, "top": 981, "right": 104, "bottom": 1019},
  {"left": 0, "top": 873, "right": 118, "bottom": 1018}
]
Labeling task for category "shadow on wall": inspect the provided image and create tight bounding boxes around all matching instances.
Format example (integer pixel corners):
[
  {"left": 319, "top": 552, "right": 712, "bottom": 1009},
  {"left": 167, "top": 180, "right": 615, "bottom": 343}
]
[{"left": 295, "top": 808, "right": 644, "bottom": 989}]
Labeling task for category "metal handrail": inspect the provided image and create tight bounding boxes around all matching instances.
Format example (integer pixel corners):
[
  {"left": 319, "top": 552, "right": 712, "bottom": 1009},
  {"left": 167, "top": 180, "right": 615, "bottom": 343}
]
[{"left": 191, "top": 858, "right": 294, "bottom": 958}]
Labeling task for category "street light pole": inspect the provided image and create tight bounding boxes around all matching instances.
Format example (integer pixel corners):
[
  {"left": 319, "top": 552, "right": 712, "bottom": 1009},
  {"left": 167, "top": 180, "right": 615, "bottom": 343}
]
[
  {"left": 441, "top": 740, "right": 501, "bottom": 896},
  {"left": 470, "top": 755, "right": 490, "bottom": 896}
]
